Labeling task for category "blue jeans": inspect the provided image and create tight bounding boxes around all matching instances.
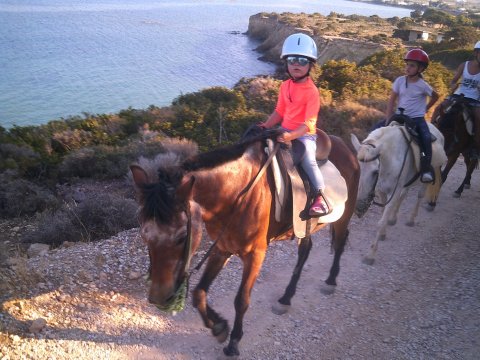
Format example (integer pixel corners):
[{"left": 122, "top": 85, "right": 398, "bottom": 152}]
[
  {"left": 412, "top": 117, "right": 432, "bottom": 164},
  {"left": 296, "top": 134, "right": 325, "bottom": 193}
]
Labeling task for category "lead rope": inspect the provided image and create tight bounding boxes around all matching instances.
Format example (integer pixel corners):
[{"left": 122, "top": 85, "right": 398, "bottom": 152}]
[
  {"left": 373, "top": 127, "right": 413, "bottom": 207},
  {"left": 190, "top": 142, "right": 281, "bottom": 274}
]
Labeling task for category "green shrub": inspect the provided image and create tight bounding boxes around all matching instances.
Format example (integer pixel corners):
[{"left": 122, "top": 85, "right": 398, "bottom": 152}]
[
  {"left": 0, "top": 173, "right": 59, "bottom": 218},
  {"left": 22, "top": 193, "right": 138, "bottom": 246},
  {"left": 58, "top": 140, "right": 166, "bottom": 180}
]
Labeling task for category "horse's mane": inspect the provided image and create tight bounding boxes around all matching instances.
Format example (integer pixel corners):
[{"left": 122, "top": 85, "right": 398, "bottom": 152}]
[
  {"left": 136, "top": 129, "right": 278, "bottom": 223},
  {"left": 357, "top": 126, "right": 388, "bottom": 162},
  {"left": 182, "top": 129, "right": 279, "bottom": 172}
]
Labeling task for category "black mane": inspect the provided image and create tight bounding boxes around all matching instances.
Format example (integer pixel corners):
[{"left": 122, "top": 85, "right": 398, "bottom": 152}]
[
  {"left": 139, "top": 168, "right": 184, "bottom": 224},
  {"left": 139, "top": 127, "right": 280, "bottom": 223},
  {"left": 182, "top": 128, "right": 280, "bottom": 172}
]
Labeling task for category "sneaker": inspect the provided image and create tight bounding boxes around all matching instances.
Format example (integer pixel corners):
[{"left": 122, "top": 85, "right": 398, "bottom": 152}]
[
  {"left": 421, "top": 172, "right": 434, "bottom": 183},
  {"left": 309, "top": 195, "right": 329, "bottom": 216}
]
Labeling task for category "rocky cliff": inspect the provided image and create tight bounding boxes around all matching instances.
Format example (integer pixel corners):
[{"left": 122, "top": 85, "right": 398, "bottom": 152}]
[{"left": 247, "top": 13, "right": 390, "bottom": 65}]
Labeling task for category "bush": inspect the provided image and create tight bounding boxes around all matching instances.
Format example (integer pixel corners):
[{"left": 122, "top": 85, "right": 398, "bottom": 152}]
[
  {"left": 0, "top": 173, "right": 59, "bottom": 218},
  {"left": 22, "top": 193, "right": 138, "bottom": 246},
  {"left": 58, "top": 140, "right": 166, "bottom": 180}
]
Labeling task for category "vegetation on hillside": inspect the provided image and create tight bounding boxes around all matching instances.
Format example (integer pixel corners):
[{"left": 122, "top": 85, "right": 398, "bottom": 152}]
[{"left": 1, "top": 8, "right": 477, "bottom": 247}]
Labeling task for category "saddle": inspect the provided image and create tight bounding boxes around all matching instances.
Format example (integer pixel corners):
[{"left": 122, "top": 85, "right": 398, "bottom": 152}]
[
  {"left": 389, "top": 122, "right": 447, "bottom": 185},
  {"left": 265, "top": 129, "right": 348, "bottom": 239},
  {"left": 440, "top": 95, "right": 475, "bottom": 136}
]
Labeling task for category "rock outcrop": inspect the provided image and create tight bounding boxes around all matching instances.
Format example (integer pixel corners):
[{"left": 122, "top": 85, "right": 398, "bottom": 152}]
[{"left": 247, "top": 13, "right": 389, "bottom": 65}]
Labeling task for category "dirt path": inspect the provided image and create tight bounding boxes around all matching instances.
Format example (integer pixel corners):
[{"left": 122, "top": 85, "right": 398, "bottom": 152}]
[{"left": 1, "top": 159, "right": 479, "bottom": 360}]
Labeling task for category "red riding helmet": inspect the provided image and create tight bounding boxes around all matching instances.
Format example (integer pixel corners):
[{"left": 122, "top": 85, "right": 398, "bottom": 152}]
[{"left": 404, "top": 49, "right": 429, "bottom": 69}]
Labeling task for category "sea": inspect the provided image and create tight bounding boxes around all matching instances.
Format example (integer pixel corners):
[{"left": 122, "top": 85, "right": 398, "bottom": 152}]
[{"left": 0, "top": 0, "right": 412, "bottom": 128}]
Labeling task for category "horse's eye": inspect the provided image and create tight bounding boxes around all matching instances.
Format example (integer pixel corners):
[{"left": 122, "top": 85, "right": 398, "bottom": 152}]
[{"left": 175, "top": 234, "right": 187, "bottom": 247}]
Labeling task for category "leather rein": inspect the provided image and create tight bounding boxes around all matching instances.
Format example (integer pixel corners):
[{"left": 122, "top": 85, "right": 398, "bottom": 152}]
[
  {"left": 182, "top": 141, "right": 281, "bottom": 279},
  {"left": 359, "top": 127, "right": 413, "bottom": 208}
]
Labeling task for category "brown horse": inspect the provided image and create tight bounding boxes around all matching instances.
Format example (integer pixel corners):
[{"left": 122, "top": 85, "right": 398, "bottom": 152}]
[
  {"left": 130, "top": 130, "right": 360, "bottom": 357},
  {"left": 432, "top": 94, "right": 477, "bottom": 197}
]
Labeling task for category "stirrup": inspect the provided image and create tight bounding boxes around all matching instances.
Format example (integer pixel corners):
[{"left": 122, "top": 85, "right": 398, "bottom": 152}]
[{"left": 308, "top": 192, "right": 332, "bottom": 217}]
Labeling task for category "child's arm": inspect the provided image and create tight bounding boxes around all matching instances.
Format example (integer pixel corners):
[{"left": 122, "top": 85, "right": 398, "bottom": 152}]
[
  {"left": 450, "top": 62, "right": 465, "bottom": 93},
  {"left": 260, "top": 111, "right": 282, "bottom": 128},
  {"left": 426, "top": 90, "right": 439, "bottom": 112},
  {"left": 385, "top": 91, "right": 398, "bottom": 123}
]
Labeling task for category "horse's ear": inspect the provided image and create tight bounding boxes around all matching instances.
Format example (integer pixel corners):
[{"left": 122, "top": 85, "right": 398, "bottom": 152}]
[
  {"left": 130, "top": 164, "right": 149, "bottom": 186},
  {"left": 177, "top": 175, "right": 195, "bottom": 199},
  {"left": 350, "top": 133, "right": 361, "bottom": 152}
]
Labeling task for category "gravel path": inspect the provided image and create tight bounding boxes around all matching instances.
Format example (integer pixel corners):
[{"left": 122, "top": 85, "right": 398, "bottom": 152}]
[{"left": 1, "top": 159, "right": 479, "bottom": 360}]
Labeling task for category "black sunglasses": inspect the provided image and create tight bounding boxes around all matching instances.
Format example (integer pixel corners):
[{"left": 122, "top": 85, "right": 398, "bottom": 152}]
[{"left": 286, "top": 56, "right": 310, "bottom": 66}]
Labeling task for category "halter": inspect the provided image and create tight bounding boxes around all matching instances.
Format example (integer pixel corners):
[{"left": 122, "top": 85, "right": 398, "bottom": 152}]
[
  {"left": 359, "top": 128, "right": 413, "bottom": 208},
  {"left": 186, "top": 141, "right": 281, "bottom": 274}
]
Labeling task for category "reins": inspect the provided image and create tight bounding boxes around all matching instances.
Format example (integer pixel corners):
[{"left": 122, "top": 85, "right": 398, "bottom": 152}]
[
  {"left": 187, "top": 141, "right": 281, "bottom": 275},
  {"left": 363, "top": 127, "right": 413, "bottom": 208}
]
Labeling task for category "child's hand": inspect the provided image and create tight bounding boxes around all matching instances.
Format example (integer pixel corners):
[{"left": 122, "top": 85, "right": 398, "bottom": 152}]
[{"left": 277, "top": 132, "right": 292, "bottom": 143}]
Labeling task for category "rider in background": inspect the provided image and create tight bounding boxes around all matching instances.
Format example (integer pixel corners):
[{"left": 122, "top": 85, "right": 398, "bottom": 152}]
[
  {"left": 259, "top": 33, "right": 330, "bottom": 217},
  {"left": 386, "top": 49, "right": 439, "bottom": 183},
  {"left": 449, "top": 41, "right": 480, "bottom": 159}
]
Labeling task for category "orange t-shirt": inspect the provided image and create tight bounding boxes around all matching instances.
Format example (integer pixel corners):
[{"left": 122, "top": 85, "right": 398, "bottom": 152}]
[{"left": 275, "top": 78, "right": 320, "bottom": 135}]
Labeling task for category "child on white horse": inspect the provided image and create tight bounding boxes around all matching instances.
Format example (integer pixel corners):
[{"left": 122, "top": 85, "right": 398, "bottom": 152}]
[
  {"left": 386, "top": 49, "right": 439, "bottom": 183},
  {"left": 260, "top": 33, "right": 330, "bottom": 217}
]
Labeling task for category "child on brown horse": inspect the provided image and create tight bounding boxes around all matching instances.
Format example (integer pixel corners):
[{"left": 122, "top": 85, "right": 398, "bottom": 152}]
[
  {"left": 450, "top": 41, "right": 480, "bottom": 159},
  {"left": 259, "top": 33, "right": 330, "bottom": 217}
]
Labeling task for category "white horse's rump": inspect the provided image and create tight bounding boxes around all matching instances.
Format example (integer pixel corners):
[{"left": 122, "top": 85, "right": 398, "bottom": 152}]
[{"left": 351, "top": 123, "right": 447, "bottom": 265}]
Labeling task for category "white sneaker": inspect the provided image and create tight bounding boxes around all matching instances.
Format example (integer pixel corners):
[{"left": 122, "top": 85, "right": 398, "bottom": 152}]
[{"left": 421, "top": 172, "right": 434, "bottom": 183}]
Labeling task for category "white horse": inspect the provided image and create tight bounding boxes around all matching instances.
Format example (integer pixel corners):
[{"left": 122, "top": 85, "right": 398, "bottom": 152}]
[{"left": 351, "top": 122, "right": 447, "bottom": 265}]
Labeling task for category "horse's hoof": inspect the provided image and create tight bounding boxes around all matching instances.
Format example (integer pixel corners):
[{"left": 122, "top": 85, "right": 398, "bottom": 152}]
[
  {"left": 464, "top": 184, "right": 471, "bottom": 189},
  {"left": 453, "top": 192, "right": 461, "bottom": 198},
  {"left": 387, "top": 219, "right": 397, "bottom": 226},
  {"left": 320, "top": 283, "right": 336, "bottom": 295},
  {"left": 425, "top": 203, "right": 436, "bottom": 212},
  {"left": 379, "top": 234, "right": 386, "bottom": 241},
  {"left": 362, "top": 256, "right": 375, "bottom": 266},
  {"left": 212, "top": 321, "right": 229, "bottom": 343},
  {"left": 223, "top": 340, "right": 240, "bottom": 357},
  {"left": 271, "top": 301, "right": 290, "bottom": 315},
  {"left": 405, "top": 220, "right": 415, "bottom": 227}
]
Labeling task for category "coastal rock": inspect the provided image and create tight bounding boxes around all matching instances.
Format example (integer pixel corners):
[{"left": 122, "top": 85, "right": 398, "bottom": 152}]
[{"left": 247, "top": 13, "right": 388, "bottom": 65}]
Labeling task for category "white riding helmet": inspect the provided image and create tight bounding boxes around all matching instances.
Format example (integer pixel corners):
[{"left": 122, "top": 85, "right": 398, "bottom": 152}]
[
  {"left": 280, "top": 33, "right": 318, "bottom": 61},
  {"left": 474, "top": 41, "right": 480, "bottom": 50}
]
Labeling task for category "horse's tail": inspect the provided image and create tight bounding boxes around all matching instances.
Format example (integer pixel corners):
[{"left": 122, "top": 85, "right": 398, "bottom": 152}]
[{"left": 426, "top": 166, "right": 442, "bottom": 204}]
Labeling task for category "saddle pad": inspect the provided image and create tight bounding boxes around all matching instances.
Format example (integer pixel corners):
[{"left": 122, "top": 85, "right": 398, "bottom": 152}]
[
  {"left": 265, "top": 139, "right": 285, "bottom": 221},
  {"left": 289, "top": 160, "right": 348, "bottom": 239},
  {"left": 402, "top": 124, "right": 447, "bottom": 171}
]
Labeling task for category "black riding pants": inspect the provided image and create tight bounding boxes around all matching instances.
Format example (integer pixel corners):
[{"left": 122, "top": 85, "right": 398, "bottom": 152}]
[{"left": 412, "top": 117, "right": 432, "bottom": 165}]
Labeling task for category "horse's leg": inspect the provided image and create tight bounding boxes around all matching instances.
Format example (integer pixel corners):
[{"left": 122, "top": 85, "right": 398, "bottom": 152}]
[
  {"left": 223, "top": 249, "right": 266, "bottom": 356},
  {"left": 406, "top": 184, "right": 426, "bottom": 226},
  {"left": 425, "top": 166, "right": 442, "bottom": 211},
  {"left": 192, "top": 249, "right": 232, "bottom": 343},
  {"left": 363, "top": 191, "right": 402, "bottom": 265},
  {"left": 455, "top": 158, "right": 476, "bottom": 196},
  {"left": 322, "top": 218, "right": 350, "bottom": 295},
  {"left": 272, "top": 235, "right": 312, "bottom": 315},
  {"left": 441, "top": 154, "right": 459, "bottom": 184},
  {"left": 387, "top": 188, "right": 408, "bottom": 226}
]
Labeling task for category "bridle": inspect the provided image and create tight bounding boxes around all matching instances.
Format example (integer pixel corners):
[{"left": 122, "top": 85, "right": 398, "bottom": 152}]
[
  {"left": 180, "top": 140, "right": 281, "bottom": 281},
  {"left": 359, "top": 128, "right": 413, "bottom": 208}
]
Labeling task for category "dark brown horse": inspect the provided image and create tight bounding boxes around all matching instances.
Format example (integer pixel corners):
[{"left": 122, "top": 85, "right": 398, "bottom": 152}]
[
  {"left": 432, "top": 94, "right": 477, "bottom": 197},
  {"left": 130, "top": 130, "right": 359, "bottom": 357}
]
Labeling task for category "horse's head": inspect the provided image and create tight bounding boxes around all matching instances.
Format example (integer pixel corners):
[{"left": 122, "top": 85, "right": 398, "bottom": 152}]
[
  {"left": 351, "top": 133, "right": 380, "bottom": 217},
  {"left": 130, "top": 164, "right": 203, "bottom": 313}
]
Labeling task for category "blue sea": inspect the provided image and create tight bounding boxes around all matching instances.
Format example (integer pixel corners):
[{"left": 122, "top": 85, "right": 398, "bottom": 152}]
[{"left": 0, "top": 0, "right": 411, "bottom": 128}]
